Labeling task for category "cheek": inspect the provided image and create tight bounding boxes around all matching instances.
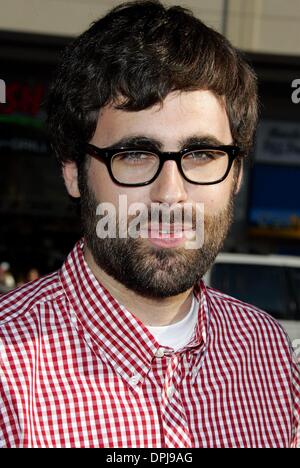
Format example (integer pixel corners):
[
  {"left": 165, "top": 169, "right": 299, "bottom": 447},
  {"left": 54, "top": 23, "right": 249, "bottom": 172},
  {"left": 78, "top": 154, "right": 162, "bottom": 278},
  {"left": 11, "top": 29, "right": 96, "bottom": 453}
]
[
  {"left": 88, "top": 160, "right": 119, "bottom": 203},
  {"left": 190, "top": 179, "right": 234, "bottom": 215},
  {"left": 88, "top": 159, "right": 151, "bottom": 206}
]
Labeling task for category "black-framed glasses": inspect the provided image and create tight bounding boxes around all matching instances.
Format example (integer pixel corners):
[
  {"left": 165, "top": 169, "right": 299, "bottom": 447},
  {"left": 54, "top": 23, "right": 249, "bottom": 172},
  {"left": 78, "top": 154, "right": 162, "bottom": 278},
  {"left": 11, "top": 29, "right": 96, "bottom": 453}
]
[{"left": 85, "top": 143, "right": 242, "bottom": 187}]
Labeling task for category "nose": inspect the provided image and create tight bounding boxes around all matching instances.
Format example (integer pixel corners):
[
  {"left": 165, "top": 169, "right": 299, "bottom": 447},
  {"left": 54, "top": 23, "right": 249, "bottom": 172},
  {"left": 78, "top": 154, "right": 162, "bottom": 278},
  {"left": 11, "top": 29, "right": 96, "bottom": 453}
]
[{"left": 150, "top": 160, "right": 188, "bottom": 205}]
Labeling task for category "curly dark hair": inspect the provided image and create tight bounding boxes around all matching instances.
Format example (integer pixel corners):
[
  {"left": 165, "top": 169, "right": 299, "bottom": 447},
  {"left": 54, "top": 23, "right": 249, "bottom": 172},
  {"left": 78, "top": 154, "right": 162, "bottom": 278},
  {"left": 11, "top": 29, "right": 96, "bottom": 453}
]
[{"left": 46, "top": 0, "right": 258, "bottom": 170}]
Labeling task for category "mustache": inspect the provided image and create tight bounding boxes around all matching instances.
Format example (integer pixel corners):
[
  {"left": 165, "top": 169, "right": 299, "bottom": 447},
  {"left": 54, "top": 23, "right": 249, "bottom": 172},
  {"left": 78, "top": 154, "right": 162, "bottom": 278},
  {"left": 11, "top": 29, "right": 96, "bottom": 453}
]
[{"left": 126, "top": 204, "right": 199, "bottom": 229}]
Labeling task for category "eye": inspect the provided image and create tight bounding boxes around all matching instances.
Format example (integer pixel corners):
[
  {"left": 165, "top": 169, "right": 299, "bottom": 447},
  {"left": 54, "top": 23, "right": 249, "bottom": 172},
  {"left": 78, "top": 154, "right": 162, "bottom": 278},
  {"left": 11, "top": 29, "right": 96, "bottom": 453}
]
[
  {"left": 114, "top": 151, "right": 157, "bottom": 164},
  {"left": 185, "top": 150, "right": 217, "bottom": 161},
  {"left": 123, "top": 152, "right": 148, "bottom": 161},
  {"left": 184, "top": 150, "right": 226, "bottom": 162}
]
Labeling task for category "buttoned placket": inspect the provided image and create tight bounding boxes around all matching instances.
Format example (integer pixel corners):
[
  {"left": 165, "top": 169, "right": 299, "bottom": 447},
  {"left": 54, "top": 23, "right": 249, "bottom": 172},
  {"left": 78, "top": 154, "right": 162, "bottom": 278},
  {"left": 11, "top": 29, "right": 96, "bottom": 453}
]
[{"left": 159, "top": 351, "right": 192, "bottom": 447}]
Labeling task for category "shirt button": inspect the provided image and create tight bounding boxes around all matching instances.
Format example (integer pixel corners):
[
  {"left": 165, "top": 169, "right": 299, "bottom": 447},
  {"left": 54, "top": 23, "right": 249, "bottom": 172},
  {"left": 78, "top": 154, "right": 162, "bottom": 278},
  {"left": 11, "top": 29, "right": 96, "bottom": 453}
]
[
  {"left": 155, "top": 348, "right": 165, "bottom": 358},
  {"left": 166, "top": 385, "right": 175, "bottom": 399},
  {"left": 129, "top": 375, "right": 139, "bottom": 386}
]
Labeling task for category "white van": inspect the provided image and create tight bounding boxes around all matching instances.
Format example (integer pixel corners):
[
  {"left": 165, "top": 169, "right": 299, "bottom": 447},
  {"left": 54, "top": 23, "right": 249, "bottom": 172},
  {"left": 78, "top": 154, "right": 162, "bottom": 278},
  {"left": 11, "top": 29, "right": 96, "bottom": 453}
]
[{"left": 204, "top": 253, "right": 300, "bottom": 345}]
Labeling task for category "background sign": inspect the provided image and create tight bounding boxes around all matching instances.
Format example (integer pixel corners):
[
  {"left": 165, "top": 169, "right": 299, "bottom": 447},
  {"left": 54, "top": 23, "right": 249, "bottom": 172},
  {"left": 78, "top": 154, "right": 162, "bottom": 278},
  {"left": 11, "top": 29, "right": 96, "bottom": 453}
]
[
  {"left": 248, "top": 119, "right": 300, "bottom": 238},
  {"left": 255, "top": 120, "right": 300, "bottom": 165}
]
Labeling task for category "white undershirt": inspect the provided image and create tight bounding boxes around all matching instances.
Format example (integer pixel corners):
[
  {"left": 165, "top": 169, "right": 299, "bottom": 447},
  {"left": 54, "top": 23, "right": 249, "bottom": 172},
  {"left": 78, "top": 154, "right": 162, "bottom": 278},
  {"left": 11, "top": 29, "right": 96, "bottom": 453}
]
[{"left": 146, "top": 294, "right": 199, "bottom": 351}]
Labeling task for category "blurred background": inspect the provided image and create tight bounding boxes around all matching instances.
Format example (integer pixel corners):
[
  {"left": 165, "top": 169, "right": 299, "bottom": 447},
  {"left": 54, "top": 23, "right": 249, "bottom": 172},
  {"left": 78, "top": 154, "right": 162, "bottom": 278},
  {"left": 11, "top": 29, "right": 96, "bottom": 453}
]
[{"left": 0, "top": 1, "right": 299, "bottom": 336}]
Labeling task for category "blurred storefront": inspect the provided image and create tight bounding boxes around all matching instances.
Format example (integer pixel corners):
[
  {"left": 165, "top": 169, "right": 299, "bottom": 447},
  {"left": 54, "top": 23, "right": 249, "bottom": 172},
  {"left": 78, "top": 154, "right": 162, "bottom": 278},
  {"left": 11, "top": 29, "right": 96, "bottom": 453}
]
[
  {"left": 227, "top": 53, "right": 300, "bottom": 256},
  {"left": 0, "top": 32, "right": 80, "bottom": 281}
]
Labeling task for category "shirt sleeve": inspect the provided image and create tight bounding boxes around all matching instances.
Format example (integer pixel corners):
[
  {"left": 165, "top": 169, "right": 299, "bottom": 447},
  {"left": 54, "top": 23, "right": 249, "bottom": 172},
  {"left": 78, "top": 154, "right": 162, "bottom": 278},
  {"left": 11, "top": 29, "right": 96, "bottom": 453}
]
[{"left": 290, "top": 347, "right": 300, "bottom": 448}]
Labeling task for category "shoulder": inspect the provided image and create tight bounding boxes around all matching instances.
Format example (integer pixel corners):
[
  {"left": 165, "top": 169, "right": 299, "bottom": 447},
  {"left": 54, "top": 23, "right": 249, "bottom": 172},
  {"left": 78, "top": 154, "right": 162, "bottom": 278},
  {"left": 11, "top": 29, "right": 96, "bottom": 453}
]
[
  {"left": 0, "top": 271, "right": 64, "bottom": 327},
  {"left": 205, "top": 284, "right": 293, "bottom": 352}
]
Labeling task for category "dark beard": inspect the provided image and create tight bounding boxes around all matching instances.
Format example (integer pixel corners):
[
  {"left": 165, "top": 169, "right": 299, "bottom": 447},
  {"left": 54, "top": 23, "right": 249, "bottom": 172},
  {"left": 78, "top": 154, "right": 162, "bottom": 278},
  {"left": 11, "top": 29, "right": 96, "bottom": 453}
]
[{"left": 79, "top": 176, "right": 235, "bottom": 299}]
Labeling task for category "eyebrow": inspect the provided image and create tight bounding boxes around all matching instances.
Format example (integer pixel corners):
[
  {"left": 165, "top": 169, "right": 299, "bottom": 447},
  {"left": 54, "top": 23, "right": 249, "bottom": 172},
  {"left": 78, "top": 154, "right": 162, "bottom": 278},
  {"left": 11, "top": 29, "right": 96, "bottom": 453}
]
[{"left": 107, "top": 134, "right": 230, "bottom": 150}]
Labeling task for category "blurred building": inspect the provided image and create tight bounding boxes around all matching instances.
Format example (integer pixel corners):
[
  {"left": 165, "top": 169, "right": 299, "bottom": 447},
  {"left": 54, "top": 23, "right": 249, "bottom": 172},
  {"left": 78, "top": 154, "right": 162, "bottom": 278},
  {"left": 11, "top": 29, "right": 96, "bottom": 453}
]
[{"left": 0, "top": 0, "right": 300, "bottom": 279}]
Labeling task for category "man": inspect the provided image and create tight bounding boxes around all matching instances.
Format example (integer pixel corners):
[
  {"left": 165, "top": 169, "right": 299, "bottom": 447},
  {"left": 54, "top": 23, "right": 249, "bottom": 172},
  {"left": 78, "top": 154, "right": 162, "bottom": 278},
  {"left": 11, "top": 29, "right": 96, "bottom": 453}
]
[{"left": 1, "top": 0, "right": 299, "bottom": 448}]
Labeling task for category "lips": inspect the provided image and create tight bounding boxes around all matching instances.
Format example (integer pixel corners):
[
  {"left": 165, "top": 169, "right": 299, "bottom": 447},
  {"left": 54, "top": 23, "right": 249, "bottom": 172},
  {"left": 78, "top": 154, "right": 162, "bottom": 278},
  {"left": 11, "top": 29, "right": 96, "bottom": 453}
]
[
  {"left": 147, "top": 223, "right": 194, "bottom": 239},
  {"left": 149, "top": 230, "right": 183, "bottom": 239},
  {"left": 148, "top": 223, "right": 192, "bottom": 239},
  {"left": 149, "top": 223, "right": 193, "bottom": 232}
]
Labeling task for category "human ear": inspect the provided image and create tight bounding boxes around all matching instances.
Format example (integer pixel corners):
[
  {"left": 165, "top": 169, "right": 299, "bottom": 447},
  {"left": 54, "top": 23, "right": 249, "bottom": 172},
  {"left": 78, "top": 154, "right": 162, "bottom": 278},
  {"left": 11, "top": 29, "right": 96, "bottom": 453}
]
[
  {"left": 62, "top": 161, "right": 81, "bottom": 198},
  {"left": 234, "top": 159, "right": 244, "bottom": 195}
]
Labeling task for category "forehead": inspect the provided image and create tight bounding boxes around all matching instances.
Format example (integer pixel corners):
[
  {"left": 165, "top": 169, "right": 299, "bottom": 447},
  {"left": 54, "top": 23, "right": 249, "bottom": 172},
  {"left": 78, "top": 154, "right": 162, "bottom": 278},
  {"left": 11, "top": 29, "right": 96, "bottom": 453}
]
[{"left": 91, "top": 90, "right": 232, "bottom": 149}]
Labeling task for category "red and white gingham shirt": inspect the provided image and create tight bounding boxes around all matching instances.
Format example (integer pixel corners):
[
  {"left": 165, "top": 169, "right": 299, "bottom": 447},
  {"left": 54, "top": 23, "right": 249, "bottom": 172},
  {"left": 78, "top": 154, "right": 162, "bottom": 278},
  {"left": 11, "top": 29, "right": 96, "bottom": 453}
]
[{"left": 1, "top": 238, "right": 299, "bottom": 448}]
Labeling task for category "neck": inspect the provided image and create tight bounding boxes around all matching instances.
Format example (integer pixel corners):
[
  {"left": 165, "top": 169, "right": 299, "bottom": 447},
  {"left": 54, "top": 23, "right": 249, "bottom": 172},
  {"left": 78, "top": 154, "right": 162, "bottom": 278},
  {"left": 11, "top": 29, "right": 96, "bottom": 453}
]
[{"left": 83, "top": 244, "right": 194, "bottom": 327}]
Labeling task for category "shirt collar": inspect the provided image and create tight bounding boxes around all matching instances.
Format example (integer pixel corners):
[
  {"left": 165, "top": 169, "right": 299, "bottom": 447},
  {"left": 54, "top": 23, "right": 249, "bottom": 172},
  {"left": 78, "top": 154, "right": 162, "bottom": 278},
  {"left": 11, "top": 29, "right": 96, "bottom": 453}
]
[{"left": 59, "top": 237, "right": 210, "bottom": 386}]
